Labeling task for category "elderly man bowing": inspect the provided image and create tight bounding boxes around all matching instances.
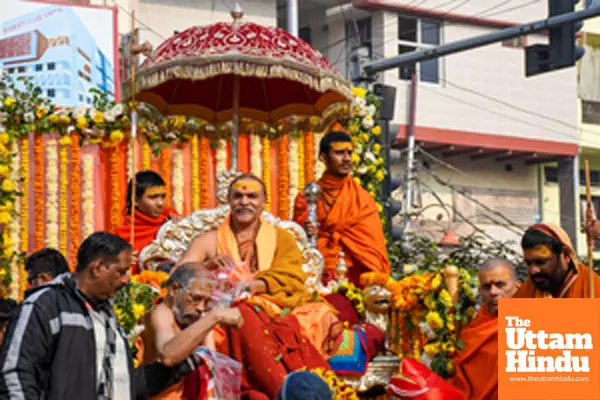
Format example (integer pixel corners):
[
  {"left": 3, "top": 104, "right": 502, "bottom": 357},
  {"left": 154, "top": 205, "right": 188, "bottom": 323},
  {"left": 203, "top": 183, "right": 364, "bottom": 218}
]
[{"left": 177, "top": 174, "right": 339, "bottom": 399}]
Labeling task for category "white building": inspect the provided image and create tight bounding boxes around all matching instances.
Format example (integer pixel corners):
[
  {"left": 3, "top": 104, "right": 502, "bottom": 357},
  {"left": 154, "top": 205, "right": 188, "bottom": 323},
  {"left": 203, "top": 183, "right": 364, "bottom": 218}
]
[{"left": 90, "top": 0, "right": 584, "bottom": 249}]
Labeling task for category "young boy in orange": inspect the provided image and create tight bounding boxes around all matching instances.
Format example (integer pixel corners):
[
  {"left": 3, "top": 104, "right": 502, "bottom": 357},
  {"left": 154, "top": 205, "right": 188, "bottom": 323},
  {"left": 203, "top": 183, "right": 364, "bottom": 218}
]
[{"left": 114, "top": 171, "right": 180, "bottom": 274}]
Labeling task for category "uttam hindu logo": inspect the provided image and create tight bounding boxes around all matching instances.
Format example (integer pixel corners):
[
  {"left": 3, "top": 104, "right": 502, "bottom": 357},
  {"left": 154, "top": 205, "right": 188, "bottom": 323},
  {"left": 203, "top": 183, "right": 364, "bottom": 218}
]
[{"left": 499, "top": 299, "right": 600, "bottom": 400}]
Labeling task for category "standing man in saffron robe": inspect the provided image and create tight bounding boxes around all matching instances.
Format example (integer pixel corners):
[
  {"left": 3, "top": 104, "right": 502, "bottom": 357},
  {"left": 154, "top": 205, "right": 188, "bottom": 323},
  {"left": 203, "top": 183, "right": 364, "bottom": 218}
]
[
  {"left": 114, "top": 171, "right": 181, "bottom": 274},
  {"left": 450, "top": 258, "right": 519, "bottom": 400},
  {"left": 513, "top": 222, "right": 600, "bottom": 298},
  {"left": 177, "top": 174, "right": 337, "bottom": 400},
  {"left": 293, "top": 131, "right": 390, "bottom": 286}
]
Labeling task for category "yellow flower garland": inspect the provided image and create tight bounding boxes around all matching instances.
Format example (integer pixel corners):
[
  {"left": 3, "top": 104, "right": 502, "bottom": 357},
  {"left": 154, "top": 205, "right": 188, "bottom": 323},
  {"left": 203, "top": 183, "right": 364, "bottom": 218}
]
[
  {"left": 305, "top": 368, "right": 358, "bottom": 400},
  {"left": 58, "top": 137, "right": 69, "bottom": 257},
  {"left": 33, "top": 135, "right": 45, "bottom": 250},
  {"left": 81, "top": 154, "right": 95, "bottom": 239},
  {"left": 262, "top": 137, "right": 271, "bottom": 212},
  {"left": 191, "top": 134, "right": 200, "bottom": 210},
  {"left": 142, "top": 138, "right": 151, "bottom": 170},
  {"left": 172, "top": 148, "right": 184, "bottom": 214},
  {"left": 304, "top": 131, "right": 315, "bottom": 183},
  {"left": 199, "top": 137, "right": 210, "bottom": 209},
  {"left": 45, "top": 137, "right": 59, "bottom": 249},
  {"left": 278, "top": 135, "right": 289, "bottom": 218},
  {"left": 109, "top": 146, "right": 122, "bottom": 231},
  {"left": 9, "top": 140, "right": 21, "bottom": 300}
]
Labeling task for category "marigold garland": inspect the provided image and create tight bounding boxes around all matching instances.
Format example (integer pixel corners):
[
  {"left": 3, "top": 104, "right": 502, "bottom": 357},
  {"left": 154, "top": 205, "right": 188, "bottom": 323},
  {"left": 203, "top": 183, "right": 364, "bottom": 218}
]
[
  {"left": 81, "top": 154, "right": 95, "bottom": 238},
  {"left": 142, "top": 138, "right": 152, "bottom": 170},
  {"left": 19, "top": 138, "right": 29, "bottom": 299},
  {"left": 191, "top": 134, "right": 200, "bottom": 210},
  {"left": 45, "top": 137, "right": 59, "bottom": 249},
  {"left": 288, "top": 135, "right": 299, "bottom": 218},
  {"left": 8, "top": 140, "right": 21, "bottom": 299},
  {"left": 109, "top": 145, "right": 122, "bottom": 231},
  {"left": 58, "top": 136, "right": 70, "bottom": 257},
  {"left": 298, "top": 133, "right": 305, "bottom": 191},
  {"left": 33, "top": 134, "right": 45, "bottom": 250},
  {"left": 278, "top": 135, "right": 289, "bottom": 219},
  {"left": 69, "top": 133, "right": 81, "bottom": 268},
  {"left": 304, "top": 368, "right": 358, "bottom": 400},
  {"left": 159, "top": 148, "right": 172, "bottom": 210},
  {"left": 332, "top": 281, "right": 365, "bottom": 316},
  {"left": 172, "top": 148, "right": 184, "bottom": 214},
  {"left": 199, "top": 137, "right": 210, "bottom": 209},
  {"left": 304, "top": 131, "right": 315, "bottom": 182},
  {"left": 262, "top": 137, "right": 271, "bottom": 212},
  {"left": 250, "top": 133, "right": 262, "bottom": 178}
]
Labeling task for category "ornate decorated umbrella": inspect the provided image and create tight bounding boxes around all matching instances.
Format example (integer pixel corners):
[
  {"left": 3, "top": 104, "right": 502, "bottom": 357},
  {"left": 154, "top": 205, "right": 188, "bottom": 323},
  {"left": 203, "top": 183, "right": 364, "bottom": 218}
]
[{"left": 122, "top": 6, "right": 352, "bottom": 170}]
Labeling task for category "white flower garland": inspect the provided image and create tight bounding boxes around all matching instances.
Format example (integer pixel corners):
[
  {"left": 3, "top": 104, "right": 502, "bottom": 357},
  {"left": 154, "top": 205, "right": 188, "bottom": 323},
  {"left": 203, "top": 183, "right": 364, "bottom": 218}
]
[
  {"left": 314, "top": 131, "right": 325, "bottom": 179},
  {"left": 45, "top": 138, "right": 59, "bottom": 249},
  {"left": 250, "top": 134, "right": 262, "bottom": 178},
  {"left": 171, "top": 148, "right": 184, "bottom": 214},
  {"left": 8, "top": 141, "right": 21, "bottom": 299},
  {"left": 288, "top": 135, "right": 299, "bottom": 216},
  {"left": 126, "top": 139, "right": 133, "bottom": 181},
  {"left": 216, "top": 138, "right": 227, "bottom": 177},
  {"left": 81, "top": 154, "right": 95, "bottom": 238}
]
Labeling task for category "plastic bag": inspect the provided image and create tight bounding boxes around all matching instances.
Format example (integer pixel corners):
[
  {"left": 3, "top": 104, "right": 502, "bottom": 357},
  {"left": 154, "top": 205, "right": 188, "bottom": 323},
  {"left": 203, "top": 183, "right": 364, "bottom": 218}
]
[
  {"left": 195, "top": 347, "right": 242, "bottom": 400},
  {"left": 210, "top": 263, "right": 252, "bottom": 308}
]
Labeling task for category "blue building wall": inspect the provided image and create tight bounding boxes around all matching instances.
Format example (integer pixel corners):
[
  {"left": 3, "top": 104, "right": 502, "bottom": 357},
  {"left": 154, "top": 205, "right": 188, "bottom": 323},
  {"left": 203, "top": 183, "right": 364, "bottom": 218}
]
[{"left": 0, "top": 5, "right": 114, "bottom": 107}]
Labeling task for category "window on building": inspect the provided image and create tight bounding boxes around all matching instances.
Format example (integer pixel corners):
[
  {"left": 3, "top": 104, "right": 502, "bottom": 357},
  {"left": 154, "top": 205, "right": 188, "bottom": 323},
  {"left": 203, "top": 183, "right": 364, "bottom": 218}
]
[
  {"left": 17, "top": 66, "right": 25, "bottom": 73},
  {"left": 299, "top": 27, "right": 311, "bottom": 45},
  {"left": 7, "top": 68, "right": 14, "bottom": 74},
  {"left": 47, "top": 62, "right": 55, "bottom": 71},
  {"left": 546, "top": 166, "right": 600, "bottom": 186},
  {"left": 35, "top": 64, "right": 43, "bottom": 72},
  {"left": 398, "top": 16, "right": 441, "bottom": 83},
  {"left": 87, "top": 97, "right": 91, "bottom": 105},
  {"left": 47, "top": 89, "right": 55, "bottom": 98},
  {"left": 79, "top": 94, "right": 84, "bottom": 102},
  {"left": 345, "top": 17, "right": 372, "bottom": 58},
  {"left": 582, "top": 100, "right": 600, "bottom": 125}
]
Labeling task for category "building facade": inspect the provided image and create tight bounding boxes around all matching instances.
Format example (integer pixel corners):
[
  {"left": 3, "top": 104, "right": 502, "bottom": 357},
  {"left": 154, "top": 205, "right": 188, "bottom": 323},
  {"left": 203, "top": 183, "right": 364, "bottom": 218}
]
[{"left": 0, "top": 5, "right": 114, "bottom": 107}]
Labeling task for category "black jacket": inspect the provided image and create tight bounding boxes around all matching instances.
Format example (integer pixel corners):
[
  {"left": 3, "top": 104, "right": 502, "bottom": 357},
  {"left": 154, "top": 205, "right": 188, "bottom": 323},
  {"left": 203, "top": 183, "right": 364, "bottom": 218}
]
[{"left": 0, "top": 274, "right": 197, "bottom": 399}]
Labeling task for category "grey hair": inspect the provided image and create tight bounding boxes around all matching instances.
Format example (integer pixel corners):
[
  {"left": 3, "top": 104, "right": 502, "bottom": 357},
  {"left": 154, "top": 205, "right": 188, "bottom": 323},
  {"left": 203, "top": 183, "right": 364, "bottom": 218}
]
[
  {"left": 478, "top": 258, "right": 517, "bottom": 279},
  {"left": 167, "top": 263, "right": 206, "bottom": 289}
]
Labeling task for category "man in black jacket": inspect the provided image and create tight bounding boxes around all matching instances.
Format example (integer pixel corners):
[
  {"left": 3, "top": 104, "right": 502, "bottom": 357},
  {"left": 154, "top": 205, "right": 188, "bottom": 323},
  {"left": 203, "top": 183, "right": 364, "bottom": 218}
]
[{"left": 0, "top": 231, "right": 199, "bottom": 399}]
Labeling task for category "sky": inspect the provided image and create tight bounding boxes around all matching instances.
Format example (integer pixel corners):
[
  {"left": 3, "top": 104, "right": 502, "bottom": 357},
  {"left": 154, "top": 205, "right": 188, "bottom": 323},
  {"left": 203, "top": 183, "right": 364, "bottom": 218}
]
[{"left": 1, "top": 0, "right": 115, "bottom": 60}]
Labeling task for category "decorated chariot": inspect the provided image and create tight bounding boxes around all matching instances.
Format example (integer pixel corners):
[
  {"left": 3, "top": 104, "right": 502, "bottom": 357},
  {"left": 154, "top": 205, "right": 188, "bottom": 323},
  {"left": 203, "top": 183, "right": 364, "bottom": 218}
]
[{"left": 0, "top": 7, "right": 481, "bottom": 399}]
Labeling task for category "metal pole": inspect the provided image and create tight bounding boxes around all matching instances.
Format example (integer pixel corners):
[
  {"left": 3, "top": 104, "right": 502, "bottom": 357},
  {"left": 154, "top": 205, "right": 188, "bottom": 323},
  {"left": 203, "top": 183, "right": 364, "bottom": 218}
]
[
  {"left": 364, "top": 4, "right": 600, "bottom": 75},
  {"left": 231, "top": 75, "right": 240, "bottom": 171},
  {"left": 130, "top": 11, "right": 137, "bottom": 249},
  {"left": 404, "top": 73, "right": 418, "bottom": 231},
  {"left": 287, "top": 0, "right": 299, "bottom": 37}
]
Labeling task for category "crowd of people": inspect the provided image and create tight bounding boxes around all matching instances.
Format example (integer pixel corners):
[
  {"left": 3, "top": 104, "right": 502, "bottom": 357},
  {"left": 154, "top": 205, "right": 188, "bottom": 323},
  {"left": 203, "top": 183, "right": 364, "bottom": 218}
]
[{"left": 0, "top": 129, "right": 599, "bottom": 400}]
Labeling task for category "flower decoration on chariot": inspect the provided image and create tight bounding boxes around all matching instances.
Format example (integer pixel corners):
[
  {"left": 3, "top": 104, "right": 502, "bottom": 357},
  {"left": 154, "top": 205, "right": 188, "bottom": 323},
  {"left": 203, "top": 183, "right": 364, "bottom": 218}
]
[{"left": 360, "top": 272, "right": 393, "bottom": 314}]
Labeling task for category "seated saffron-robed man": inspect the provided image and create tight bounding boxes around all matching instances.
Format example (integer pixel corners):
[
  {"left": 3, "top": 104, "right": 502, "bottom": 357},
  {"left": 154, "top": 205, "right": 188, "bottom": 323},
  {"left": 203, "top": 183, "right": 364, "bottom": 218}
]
[
  {"left": 114, "top": 171, "right": 181, "bottom": 274},
  {"left": 177, "top": 174, "right": 339, "bottom": 399},
  {"left": 513, "top": 222, "right": 600, "bottom": 298},
  {"left": 293, "top": 131, "right": 390, "bottom": 286},
  {"left": 449, "top": 258, "right": 519, "bottom": 400},
  {"left": 140, "top": 263, "right": 244, "bottom": 400}
]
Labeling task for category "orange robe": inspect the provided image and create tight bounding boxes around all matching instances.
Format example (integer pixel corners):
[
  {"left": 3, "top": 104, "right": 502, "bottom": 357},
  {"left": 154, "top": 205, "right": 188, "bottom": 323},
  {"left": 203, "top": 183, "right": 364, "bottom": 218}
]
[
  {"left": 215, "top": 216, "right": 338, "bottom": 399},
  {"left": 513, "top": 262, "right": 600, "bottom": 298},
  {"left": 113, "top": 208, "right": 177, "bottom": 274},
  {"left": 449, "top": 306, "right": 498, "bottom": 400},
  {"left": 293, "top": 173, "right": 389, "bottom": 286}
]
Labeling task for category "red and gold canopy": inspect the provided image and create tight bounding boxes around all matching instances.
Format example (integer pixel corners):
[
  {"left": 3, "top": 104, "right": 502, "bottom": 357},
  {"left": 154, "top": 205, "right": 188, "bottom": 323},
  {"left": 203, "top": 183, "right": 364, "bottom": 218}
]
[{"left": 123, "top": 19, "right": 352, "bottom": 126}]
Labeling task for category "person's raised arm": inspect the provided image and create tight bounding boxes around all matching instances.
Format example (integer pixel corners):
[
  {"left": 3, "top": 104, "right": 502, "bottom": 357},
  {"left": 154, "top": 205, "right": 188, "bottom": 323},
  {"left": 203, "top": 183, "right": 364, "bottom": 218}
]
[{"left": 150, "top": 304, "right": 243, "bottom": 367}]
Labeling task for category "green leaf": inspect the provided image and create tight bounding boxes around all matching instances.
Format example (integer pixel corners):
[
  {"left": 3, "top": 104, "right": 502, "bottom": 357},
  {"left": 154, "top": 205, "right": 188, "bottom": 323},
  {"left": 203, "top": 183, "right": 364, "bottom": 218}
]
[
  {"left": 279, "top": 308, "right": 291, "bottom": 317},
  {"left": 274, "top": 354, "right": 283, "bottom": 362},
  {"left": 457, "top": 338, "right": 466, "bottom": 350}
]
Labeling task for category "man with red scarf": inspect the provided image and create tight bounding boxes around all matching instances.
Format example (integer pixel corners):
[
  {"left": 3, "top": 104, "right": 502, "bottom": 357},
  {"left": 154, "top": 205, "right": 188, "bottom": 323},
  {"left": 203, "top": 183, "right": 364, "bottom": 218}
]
[
  {"left": 114, "top": 171, "right": 180, "bottom": 274},
  {"left": 293, "top": 131, "right": 390, "bottom": 286}
]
